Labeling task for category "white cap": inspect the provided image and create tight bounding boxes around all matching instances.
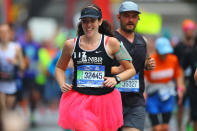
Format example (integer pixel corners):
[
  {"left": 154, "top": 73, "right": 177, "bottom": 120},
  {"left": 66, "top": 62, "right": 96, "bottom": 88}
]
[{"left": 155, "top": 37, "right": 173, "bottom": 55}]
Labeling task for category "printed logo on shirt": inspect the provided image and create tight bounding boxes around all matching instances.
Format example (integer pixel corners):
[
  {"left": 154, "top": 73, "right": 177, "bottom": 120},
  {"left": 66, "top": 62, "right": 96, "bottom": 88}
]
[
  {"left": 73, "top": 51, "right": 103, "bottom": 64},
  {"left": 95, "top": 51, "right": 103, "bottom": 54},
  {"left": 151, "top": 68, "right": 174, "bottom": 80}
]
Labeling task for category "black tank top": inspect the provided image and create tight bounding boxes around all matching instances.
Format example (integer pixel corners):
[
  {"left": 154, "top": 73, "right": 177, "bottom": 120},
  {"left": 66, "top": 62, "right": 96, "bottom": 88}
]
[
  {"left": 114, "top": 31, "right": 147, "bottom": 107},
  {"left": 71, "top": 35, "right": 114, "bottom": 95}
]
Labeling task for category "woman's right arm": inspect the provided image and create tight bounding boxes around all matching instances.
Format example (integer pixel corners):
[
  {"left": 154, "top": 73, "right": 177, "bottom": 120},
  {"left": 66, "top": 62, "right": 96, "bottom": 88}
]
[{"left": 55, "top": 39, "right": 74, "bottom": 92}]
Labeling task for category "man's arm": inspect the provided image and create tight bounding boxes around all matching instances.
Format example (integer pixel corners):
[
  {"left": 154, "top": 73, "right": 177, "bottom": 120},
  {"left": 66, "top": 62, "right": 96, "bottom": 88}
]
[
  {"left": 143, "top": 35, "right": 156, "bottom": 71},
  {"left": 176, "top": 71, "right": 186, "bottom": 105}
]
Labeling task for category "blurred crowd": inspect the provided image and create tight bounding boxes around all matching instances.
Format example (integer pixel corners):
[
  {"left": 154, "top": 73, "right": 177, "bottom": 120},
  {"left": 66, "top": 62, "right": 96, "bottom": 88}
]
[
  {"left": 144, "top": 19, "right": 197, "bottom": 131},
  {"left": 0, "top": 22, "right": 74, "bottom": 131}
]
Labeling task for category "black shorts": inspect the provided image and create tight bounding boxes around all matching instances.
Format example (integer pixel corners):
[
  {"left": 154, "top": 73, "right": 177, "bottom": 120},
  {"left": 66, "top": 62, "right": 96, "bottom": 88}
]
[
  {"left": 121, "top": 106, "right": 146, "bottom": 131},
  {"left": 148, "top": 112, "right": 171, "bottom": 126}
]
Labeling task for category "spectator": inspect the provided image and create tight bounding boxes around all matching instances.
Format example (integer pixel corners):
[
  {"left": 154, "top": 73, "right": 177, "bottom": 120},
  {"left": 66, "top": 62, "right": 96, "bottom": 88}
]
[
  {"left": 144, "top": 37, "right": 185, "bottom": 131},
  {"left": 174, "top": 19, "right": 196, "bottom": 130}
]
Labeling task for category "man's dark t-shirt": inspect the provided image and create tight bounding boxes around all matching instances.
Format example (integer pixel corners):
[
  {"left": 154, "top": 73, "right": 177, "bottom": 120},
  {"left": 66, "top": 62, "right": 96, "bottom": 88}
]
[
  {"left": 183, "top": 44, "right": 197, "bottom": 90},
  {"left": 113, "top": 31, "right": 147, "bottom": 107},
  {"left": 174, "top": 41, "right": 193, "bottom": 67}
]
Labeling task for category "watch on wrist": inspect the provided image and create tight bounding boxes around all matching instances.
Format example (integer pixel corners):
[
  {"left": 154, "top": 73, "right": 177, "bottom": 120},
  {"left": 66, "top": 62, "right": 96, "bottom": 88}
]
[{"left": 114, "top": 75, "right": 121, "bottom": 84}]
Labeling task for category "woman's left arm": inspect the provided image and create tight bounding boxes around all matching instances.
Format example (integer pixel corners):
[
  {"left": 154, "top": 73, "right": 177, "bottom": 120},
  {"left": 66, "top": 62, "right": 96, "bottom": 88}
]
[{"left": 103, "top": 37, "right": 136, "bottom": 88}]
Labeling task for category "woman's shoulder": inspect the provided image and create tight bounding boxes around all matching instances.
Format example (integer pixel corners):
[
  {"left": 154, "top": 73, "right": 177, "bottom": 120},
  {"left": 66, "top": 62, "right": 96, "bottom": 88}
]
[
  {"left": 64, "top": 38, "right": 76, "bottom": 49},
  {"left": 105, "top": 36, "right": 120, "bottom": 55},
  {"left": 62, "top": 38, "right": 77, "bottom": 54}
]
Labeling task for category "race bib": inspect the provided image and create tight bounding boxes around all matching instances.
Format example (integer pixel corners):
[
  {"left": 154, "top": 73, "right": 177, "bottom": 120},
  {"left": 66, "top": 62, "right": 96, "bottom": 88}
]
[
  {"left": 116, "top": 74, "right": 139, "bottom": 92},
  {"left": 77, "top": 65, "right": 105, "bottom": 88}
]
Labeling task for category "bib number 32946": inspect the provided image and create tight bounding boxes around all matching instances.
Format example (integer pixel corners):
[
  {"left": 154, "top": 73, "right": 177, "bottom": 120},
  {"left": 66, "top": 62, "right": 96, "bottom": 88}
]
[{"left": 116, "top": 74, "right": 139, "bottom": 92}]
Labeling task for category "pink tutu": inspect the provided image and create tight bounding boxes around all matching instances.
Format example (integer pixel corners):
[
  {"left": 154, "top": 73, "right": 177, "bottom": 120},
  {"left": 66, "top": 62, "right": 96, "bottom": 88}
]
[{"left": 58, "top": 89, "right": 123, "bottom": 131}]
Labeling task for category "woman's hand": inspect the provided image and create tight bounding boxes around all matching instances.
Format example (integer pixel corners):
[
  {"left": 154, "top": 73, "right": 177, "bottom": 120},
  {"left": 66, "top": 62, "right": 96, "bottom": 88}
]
[
  {"left": 103, "top": 77, "right": 117, "bottom": 88},
  {"left": 61, "top": 83, "right": 72, "bottom": 93}
]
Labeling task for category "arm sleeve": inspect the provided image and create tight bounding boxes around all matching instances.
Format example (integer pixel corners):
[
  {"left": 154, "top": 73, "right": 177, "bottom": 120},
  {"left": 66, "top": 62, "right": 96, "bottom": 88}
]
[{"left": 115, "top": 41, "right": 132, "bottom": 62}]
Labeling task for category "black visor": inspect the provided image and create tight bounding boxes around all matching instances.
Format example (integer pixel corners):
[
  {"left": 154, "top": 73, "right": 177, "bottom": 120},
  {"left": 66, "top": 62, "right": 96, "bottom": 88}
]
[{"left": 80, "top": 7, "right": 100, "bottom": 19}]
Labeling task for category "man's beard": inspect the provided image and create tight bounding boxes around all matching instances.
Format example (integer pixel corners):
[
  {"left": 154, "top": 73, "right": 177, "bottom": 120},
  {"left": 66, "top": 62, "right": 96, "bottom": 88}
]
[{"left": 120, "top": 22, "right": 135, "bottom": 34}]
